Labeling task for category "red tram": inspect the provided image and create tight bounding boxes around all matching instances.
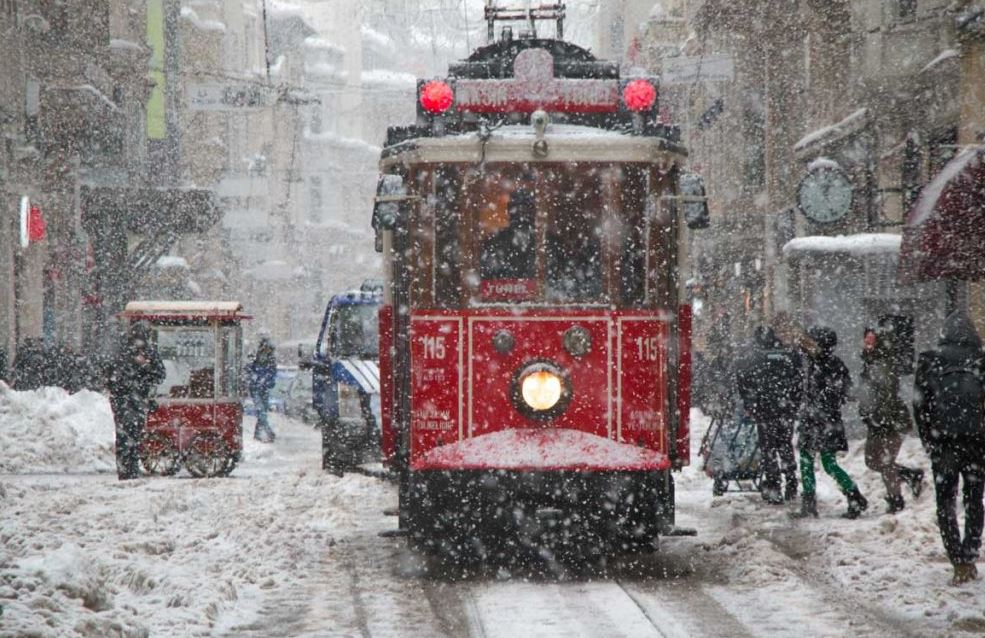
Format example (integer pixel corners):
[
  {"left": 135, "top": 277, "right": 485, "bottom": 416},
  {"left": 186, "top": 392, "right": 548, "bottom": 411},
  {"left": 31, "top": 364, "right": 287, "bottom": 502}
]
[{"left": 373, "top": 5, "right": 707, "bottom": 558}]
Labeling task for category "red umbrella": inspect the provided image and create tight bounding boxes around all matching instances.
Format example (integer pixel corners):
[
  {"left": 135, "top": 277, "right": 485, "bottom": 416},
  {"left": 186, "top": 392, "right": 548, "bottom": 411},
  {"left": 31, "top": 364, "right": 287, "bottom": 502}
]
[{"left": 900, "top": 145, "right": 985, "bottom": 283}]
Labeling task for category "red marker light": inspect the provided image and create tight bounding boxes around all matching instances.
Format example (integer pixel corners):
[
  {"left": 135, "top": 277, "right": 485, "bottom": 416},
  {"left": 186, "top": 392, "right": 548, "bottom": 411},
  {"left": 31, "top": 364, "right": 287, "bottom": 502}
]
[
  {"left": 420, "top": 80, "right": 454, "bottom": 114},
  {"left": 623, "top": 79, "right": 657, "bottom": 112}
]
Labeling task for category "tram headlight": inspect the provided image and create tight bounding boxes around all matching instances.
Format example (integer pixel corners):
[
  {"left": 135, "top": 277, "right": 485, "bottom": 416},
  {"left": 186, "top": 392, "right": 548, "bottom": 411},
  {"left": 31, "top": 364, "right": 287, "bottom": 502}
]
[
  {"left": 522, "top": 371, "right": 562, "bottom": 411},
  {"left": 512, "top": 361, "right": 572, "bottom": 420}
]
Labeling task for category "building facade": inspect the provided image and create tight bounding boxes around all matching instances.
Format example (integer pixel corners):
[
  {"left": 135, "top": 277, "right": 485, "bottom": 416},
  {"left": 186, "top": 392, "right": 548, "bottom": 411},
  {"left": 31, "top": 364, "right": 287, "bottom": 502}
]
[{"left": 622, "top": 0, "right": 970, "bottom": 370}]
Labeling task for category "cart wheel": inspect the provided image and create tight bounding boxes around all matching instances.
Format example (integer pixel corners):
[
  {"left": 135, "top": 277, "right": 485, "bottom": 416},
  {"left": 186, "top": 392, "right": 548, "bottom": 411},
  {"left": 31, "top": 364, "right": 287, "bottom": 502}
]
[
  {"left": 218, "top": 451, "right": 239, "bottom": 477},
  {"left": 139, "top": 431, "right": 181, "bottom": 476},
  {"left": 184, "top": 432, "right": 230, "bottom": 478}
]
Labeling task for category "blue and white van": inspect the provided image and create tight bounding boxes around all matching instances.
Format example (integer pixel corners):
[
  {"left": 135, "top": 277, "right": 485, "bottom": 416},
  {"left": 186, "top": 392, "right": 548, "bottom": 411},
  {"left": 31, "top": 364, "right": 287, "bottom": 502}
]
[{"left": 309, "top": 286, "right": 382, "bottom": 472}]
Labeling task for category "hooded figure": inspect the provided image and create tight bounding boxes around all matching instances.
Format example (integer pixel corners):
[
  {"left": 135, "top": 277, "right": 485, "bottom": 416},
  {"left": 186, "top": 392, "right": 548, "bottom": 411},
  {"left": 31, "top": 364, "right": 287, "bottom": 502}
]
[
  {"left": 793, "top": 327, "right": 868, "bottom": 519},
  {"left": 249, "top": 336, "right": 278, "bottom": 442},
  {"left": 107, "top": 321, "right": 166, "bottom": 480},
  {"left": 914, "top": 311, "right": 985, "bottom": 585},
  {"left": 735, "top": 325, "right": 804, "bottom": 504}
]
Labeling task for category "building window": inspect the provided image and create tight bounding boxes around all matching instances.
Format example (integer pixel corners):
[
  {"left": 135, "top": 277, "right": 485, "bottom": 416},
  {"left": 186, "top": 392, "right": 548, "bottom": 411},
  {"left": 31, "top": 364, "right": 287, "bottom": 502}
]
[
  {"left": 928, "top": 127, "right": 958, "bottom": 178},
  {"left": 310, "top": 108, "right": 322, "bottom": 135},
  {"left": 742, "top": 90, "right": 766, "bottom": 189},
  {"left": 898, "top": 0, "right": 917, "bottom": 21},
  {"left": 309, "top": 176, "right": 323, "bottom": 223}
]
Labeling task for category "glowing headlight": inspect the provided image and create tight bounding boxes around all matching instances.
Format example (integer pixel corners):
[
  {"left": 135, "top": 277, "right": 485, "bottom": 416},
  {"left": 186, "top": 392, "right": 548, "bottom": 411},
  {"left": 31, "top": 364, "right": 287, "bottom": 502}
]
[
  {"left": 512, "top": 361, "right": 571, "bottom": 420},
  {"left": 521, "top": 370, "right": 563, "bottom": 411}
]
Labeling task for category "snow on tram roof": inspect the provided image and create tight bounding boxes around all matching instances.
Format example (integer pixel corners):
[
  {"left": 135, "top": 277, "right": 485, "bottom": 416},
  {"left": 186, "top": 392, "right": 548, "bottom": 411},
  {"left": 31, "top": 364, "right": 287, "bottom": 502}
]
[
  {"left": 381, "top": 124, "right": 686, "bottom": 166},
  {"left": 124, "top": 301, "right": 244, "bottom": 315},
  {"left": 478, "top": 123, "right": 638, "bottom": 140}
]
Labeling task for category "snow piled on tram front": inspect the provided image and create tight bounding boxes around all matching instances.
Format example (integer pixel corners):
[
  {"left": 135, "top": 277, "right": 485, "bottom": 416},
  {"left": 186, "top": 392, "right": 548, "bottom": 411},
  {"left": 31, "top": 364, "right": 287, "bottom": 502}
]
[
  {"left": 417, "top": 428, "right": 669, "bottom": 471},
  {"left": 0, "top": 383, "right": 116, "bottom": 474}
]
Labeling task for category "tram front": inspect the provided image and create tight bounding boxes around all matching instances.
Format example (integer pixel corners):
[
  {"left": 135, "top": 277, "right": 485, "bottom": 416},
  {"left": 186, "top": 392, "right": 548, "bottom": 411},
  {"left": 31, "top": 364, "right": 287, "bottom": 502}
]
[{"left": 375, "top": 28, "right": 707, "bottom": 558}]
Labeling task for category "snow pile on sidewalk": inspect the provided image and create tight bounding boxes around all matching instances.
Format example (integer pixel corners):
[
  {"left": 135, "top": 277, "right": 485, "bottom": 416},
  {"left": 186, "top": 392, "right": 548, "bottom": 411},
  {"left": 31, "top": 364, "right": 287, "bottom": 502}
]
[
  {"left": 685, "top": 410, "right": 985, "bottom": 635},
  {"left": 0, "top": 415, "right": 392, "bottom": 638},
  {"left": 0, "top": 383, "right": 116, "bottom": 474}
]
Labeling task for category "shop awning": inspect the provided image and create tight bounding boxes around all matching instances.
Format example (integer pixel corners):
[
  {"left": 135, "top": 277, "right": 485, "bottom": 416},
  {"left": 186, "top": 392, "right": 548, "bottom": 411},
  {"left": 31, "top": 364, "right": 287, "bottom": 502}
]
[
  {"left": 899, "top": 146, "right": 985, "bottom": 283},
  {"left": 81, "top": 186, "right": 221, "bottom": 235}
]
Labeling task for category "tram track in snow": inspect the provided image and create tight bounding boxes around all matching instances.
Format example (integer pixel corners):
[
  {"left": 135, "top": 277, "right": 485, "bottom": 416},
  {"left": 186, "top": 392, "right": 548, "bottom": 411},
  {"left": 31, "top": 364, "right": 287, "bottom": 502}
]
[{"left": 426, "top": 568, "right": 752, "bottom": 638}]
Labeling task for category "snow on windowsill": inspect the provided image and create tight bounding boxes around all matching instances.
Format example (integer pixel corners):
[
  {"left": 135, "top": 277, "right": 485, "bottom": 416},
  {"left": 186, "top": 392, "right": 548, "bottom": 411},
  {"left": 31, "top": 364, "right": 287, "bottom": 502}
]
[
  {"left": 109, "top": 38, "right": 144, "bottom": 52},
  {"left": 179, "top": 7, "right": 226, "bottom": 32},
  {"left": 807, "top": 157, "right": 841, "bottom": 172},
  {"left": 360, "top": 69, "right": 417, "bottom": 89},
  {"left": 920, "top": 49, "right": 959, "bottom": 74},
  {"left": 156, "top": 255, "right": 190, "bottom": 270},
  {"left": 794, "top": 108, "right": 869, "bottom": 152},
  {"left": 782, "top": 233, "right": 902, "bottom": 258}
]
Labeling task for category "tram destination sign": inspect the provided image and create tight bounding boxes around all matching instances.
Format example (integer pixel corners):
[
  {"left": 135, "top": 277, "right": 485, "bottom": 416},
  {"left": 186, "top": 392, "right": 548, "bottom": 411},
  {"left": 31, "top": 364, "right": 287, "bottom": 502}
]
[{"left": 454, "top": 48, "right": 621, "bottom": 114}]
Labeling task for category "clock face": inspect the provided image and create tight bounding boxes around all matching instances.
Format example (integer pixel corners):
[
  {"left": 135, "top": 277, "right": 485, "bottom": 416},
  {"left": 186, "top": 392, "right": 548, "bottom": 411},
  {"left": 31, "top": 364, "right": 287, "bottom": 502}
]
[{"left": 798, "top": 168, "right": 854, "bottom": 224}]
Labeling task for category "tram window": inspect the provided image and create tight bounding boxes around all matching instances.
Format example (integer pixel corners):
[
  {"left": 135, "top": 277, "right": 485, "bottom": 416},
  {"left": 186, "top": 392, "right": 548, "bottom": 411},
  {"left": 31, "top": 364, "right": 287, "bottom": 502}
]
[
  {"left": 545, "top": 193, "right": 603, "bottom": 302},
  {"left": 478, "top": 170, "right": 538, "bottom": 281},
  {"left": 462, "top": 163, "right": 616, "bottom": 305},
  {"left": 434, "top": 167, "right": 462, "bottom": 307},
  {"left": 618, "top": 166, "right": 649, "bottom": 307}
]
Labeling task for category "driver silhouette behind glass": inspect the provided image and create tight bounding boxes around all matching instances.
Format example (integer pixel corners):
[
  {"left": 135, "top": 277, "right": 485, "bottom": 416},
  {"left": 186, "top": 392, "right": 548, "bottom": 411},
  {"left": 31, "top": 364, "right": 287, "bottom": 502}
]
[
  {"left": 480, "top": 172, "right": 538, "bottom": 280},
  {"left": 546, "top": 196, "right": 602, "bottom": 301}
]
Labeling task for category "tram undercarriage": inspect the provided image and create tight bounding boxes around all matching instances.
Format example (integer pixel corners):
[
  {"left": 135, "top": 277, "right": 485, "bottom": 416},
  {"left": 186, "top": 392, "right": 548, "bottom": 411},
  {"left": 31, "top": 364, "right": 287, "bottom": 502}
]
[{"left": 404, "top": 469, "right": 676, "bottom": 561}]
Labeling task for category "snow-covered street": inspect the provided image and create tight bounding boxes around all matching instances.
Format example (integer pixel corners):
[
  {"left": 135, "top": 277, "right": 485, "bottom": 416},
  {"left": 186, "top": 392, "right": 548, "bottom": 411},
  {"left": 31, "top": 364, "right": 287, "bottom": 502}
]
[{"left": 2, "top": 386, "right": 985, "bottom": 637}]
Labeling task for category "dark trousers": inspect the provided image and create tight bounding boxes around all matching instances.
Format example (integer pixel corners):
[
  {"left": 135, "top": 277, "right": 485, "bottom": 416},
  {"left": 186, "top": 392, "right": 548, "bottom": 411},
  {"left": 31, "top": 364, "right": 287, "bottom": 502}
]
[
  {"left": 756, "top": 417, "right": 797, "bottom": 495},
  {"left": 111, "top": 399, "right": 148, "bottom": 480},
  {"left": 931, "top": 440, "right": 985, "bottom": 566}
]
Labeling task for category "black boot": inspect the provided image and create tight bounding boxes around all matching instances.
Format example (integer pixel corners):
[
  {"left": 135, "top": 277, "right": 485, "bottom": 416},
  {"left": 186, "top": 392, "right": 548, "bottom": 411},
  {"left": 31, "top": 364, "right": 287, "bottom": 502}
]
[
  {"left": 842, "top": 487, "right": 868, "bottom": 519},
  {"left": 790, "top": 492, "right": 818, "bottom": 518},
  {"left": 885, "top": 494, "right": 905, "bottom": 514},
  {"left": 784, "top": 481, "right": 799, "bottom": 502},
  {"left": 899, "top": 467, "right": 925, "bottom": 498}
]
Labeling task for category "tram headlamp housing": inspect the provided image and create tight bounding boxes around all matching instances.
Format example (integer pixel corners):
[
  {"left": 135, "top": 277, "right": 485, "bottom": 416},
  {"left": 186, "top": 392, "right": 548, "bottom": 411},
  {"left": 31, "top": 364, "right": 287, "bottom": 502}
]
[
  {"left": 563, "top": 325, "right": 592, "bottom": 357},
  {"left": 511, "top": 361, "right": 572, "bottom": 420},
  {"left": 492, "top": 329, "right": 515, "bottom": 354}
]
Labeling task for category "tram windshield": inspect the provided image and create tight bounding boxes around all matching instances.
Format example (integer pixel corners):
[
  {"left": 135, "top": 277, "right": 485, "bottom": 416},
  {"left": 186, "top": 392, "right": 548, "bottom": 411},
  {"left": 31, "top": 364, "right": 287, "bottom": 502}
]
[{"left": 443, "top": 163, "right": 651, "bottom": 306}]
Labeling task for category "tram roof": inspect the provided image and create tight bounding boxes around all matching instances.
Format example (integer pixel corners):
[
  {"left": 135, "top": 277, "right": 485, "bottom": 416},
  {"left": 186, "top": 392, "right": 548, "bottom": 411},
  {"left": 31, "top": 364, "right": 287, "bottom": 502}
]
[{"left": 380, "top": 124, "right": 687, "bottom": 169}]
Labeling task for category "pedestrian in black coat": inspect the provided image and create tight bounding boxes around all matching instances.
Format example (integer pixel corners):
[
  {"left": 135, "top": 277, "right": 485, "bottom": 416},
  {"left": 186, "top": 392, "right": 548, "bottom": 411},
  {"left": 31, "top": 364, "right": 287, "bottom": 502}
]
[
  {"left": 793, "top": 327, "right": 868, "bottom": 519},
  {"left": 106, "top": 322, "right": 166, "bottom": 480},
  {"left": 735, "top": 325, "right": 804, "bottom": 504},
  {"left": 914, "top": 311, "right": 985, "bottom": 585},
  {"left": 11, "top": 338, "right": 46, "bottom": 391}
]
